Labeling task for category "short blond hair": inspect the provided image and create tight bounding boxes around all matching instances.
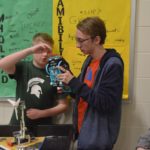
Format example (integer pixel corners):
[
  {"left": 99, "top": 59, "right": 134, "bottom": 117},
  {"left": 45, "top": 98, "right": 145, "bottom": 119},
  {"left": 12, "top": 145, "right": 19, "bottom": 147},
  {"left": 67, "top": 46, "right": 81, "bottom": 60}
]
[{"left": 32, "top": 33, "right": 54, "bottom": 47}]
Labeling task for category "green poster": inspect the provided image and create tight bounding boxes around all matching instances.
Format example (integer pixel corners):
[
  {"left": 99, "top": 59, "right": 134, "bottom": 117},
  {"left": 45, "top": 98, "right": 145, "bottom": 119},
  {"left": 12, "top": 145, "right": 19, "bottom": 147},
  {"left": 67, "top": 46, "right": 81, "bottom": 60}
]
[{"left": 0, "top": 0, "right": 53, "bottom": 97}]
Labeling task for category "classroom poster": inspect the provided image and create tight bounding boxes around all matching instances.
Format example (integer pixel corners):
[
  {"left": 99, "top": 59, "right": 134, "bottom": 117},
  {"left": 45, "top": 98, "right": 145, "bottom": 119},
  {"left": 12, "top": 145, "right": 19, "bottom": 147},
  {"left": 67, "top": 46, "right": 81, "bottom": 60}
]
[
  {"left": 0, "top": 0, "right": 130, "bottom": 100},
  {"left": 53, "top": 0, "right": 130, "bottom": 100}
]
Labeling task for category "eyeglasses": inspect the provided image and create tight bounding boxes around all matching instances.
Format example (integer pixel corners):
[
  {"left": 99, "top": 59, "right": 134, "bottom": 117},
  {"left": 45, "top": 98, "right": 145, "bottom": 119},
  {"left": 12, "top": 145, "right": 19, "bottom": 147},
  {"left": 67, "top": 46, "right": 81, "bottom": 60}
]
[{"left": 75, "top": 37, "right": 92, "bottom": 44}]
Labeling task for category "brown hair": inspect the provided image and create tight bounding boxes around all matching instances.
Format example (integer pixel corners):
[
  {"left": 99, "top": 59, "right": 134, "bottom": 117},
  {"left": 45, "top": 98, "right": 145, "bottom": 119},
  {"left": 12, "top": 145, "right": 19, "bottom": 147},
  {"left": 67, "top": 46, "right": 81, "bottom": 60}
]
[
  {"left": 32, "top": 32, "right": 54, "bottom": 47},
  {"left": 76, "top": 16, "right": 106, "bottom": 44}
]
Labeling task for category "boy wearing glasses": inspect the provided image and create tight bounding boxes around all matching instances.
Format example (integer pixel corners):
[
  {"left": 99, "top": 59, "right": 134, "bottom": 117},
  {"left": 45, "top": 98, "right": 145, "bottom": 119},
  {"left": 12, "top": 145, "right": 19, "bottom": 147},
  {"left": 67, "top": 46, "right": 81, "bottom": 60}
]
[{"left": 58, "top": 17, "right": 124, "bottom": 150}]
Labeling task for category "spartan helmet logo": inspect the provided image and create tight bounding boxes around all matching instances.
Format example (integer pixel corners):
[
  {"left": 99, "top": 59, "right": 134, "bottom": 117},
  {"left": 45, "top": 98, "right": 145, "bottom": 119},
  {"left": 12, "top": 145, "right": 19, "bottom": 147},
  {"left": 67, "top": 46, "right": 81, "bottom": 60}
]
[{"left": 27, "top": 77, "right": 45, "bottom": 98}]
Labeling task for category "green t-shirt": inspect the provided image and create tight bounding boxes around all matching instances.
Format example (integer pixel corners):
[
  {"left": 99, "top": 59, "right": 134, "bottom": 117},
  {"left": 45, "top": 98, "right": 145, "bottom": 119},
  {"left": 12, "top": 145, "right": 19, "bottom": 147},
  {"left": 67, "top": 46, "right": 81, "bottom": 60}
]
[{"left": 9, "top": 61, "right": 66, "bottom": 126}]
